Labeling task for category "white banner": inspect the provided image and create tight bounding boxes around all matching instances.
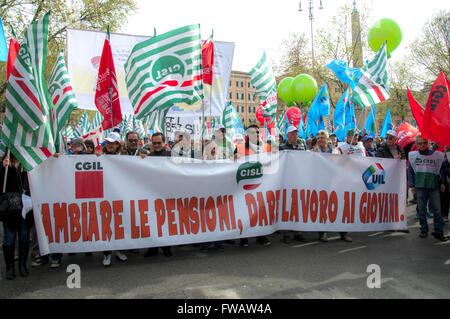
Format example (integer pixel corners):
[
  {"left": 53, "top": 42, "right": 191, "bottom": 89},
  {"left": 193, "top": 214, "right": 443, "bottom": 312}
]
[
  {"left": 66, "top": 28, "right": 234, "bottom": 117},
  {"left": 29, "top": 152, "right": 407, "bottom": 255}
]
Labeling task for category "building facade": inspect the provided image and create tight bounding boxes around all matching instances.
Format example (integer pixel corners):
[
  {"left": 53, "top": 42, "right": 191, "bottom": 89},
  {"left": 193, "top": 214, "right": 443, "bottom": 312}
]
[{"left": 227, "top": 70, "right": 260, "bottom": 127}]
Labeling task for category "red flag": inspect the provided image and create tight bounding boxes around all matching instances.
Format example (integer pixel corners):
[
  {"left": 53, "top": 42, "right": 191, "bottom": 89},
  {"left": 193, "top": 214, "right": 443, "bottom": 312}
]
[
  {"left": 407, "top": 87, "right": 425, "bottom": 131},
  {"left": 422, "top": 71, "right": 450, "bottom": 147},
  {"left": 95, "top": 26, "right": 122, "bottom": 131},
  {"left": 7, "top": 38, "right": 20, "bottom": 80},
  {"left": 397, "top": 122, "right": 420, "bottom": 149},
  {"left": 201, "top": 34, "right": 214, "bottom": 85}
]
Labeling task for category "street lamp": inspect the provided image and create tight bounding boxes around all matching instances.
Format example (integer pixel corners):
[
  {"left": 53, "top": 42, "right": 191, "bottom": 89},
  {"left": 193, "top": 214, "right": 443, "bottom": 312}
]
[{"left": 298, "top": 0, "right": 324, "bottom": 67}]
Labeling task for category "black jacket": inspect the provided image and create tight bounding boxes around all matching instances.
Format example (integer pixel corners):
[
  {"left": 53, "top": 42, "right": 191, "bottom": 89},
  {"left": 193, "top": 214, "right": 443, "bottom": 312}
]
[
  {"left": 0, "top": 165, "right": 33, "bottom": 231},
  {"left": 375, "top": 143, "right": 406, "bottom": 159}
]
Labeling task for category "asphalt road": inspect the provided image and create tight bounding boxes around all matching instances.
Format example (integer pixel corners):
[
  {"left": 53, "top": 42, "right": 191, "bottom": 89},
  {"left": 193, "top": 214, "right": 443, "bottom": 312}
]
[{"left": 0, "top": 201, "right": 449, "bottom": 299}]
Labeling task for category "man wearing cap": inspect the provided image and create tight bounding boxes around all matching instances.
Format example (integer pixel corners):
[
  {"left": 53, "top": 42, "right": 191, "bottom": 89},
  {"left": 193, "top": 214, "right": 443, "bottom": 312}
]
[
  {"left": 375, "top": 130, "right": 405, "bottom": 160},
  {"left": 363, "top": 136, "right": 377, "bottom": 157},
  {"left": 279, "top": 126, "right": 307, "bottom": 243},
  {"left": 329, "top": 133, "right": 338, "bottom": 148},
  {"left": 280, "top": 126, "right": 306, "bottom": 151},
  {"left": 408, "top": 137, "right": 447, "bottom": 242},
  {"left": 338, "top": 130, "right": 366, "bottom": 157}
]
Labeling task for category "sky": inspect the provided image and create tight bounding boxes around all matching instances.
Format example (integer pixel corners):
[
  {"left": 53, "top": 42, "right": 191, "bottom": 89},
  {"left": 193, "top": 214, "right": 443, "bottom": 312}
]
[{"left": 123, "top": 0, "right": 449, "bottom": 72}]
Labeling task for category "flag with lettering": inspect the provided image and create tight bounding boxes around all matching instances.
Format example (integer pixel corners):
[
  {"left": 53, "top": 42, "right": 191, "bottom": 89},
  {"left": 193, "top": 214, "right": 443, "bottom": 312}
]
[
  {"left": 1, "top": 12, "right": 55, "bottom": 171},
  {"left": 125, "top": 24, "right": 203, "bottom": 121},
  {"left": 202, "top": 32, "right": 214, "bottom": 86},
  {"left": 95, "top": 26, "right": 122, "bottom": 131},
  {"left": 352, "top": 41, "right": 390, "bottom": 108},
  {"left": 422, "top": 71, "right": 450, "bottom": 146}
]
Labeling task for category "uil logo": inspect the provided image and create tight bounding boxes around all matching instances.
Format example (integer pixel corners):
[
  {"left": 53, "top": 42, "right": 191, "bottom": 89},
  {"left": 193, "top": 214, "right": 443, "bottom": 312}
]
[
  {"left": 362, "top": 163, "right": 386, "bottom": 190},
  {"left": 237, "top": 162, "right": 263, "bottom": 191}
]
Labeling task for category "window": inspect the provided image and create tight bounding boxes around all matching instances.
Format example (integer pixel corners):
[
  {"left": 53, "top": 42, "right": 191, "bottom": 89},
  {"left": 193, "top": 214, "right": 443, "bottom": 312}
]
[
  {"left": 236, "top": 92, "right": 244, "bottom": 100},
  {"left": 237, "top": 106, "right": 244, "bottom": 113},
  {"left": 248, "top": 93, "right": 255, "bottom": 101},
  {"left": 236, "top": 81, "right": 244, "bottom": 88},
  {"left": 249, "top": 106, "right": 256, "bottom": 113}
]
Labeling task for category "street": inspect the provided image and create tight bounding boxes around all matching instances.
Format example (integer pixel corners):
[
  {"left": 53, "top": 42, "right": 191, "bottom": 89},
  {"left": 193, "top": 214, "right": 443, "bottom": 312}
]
[{"left": 0, "top": 201, "right": 449, "bottom": 299}]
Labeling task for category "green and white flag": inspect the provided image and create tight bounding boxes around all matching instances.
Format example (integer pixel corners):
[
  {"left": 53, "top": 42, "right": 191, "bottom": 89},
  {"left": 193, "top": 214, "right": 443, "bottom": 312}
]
[
  {"left": 62, "top": 125, "right": 75, "bottom": 139},
  {"left": 352, "top": 41, "right": 390, "bottom": 108},
  {"left": 132, "top": 117, "right": 146, "bottom": 138},
  {"left": 146, "top": 109, "right": 168, "bottom": 135},
  {"left": 222, "top": 102, "right": 237, "bottom": 143},
  {"left": 90, "top": 112, "right": 104, "bottom": 131},
  {"left": 74, "top": 111, "right": 90, "bottom": 137},
  {"left": 48, "top": 50, "right": 78, "bottom": 134},
  {"left": 262, "top": 103, "right": 277, "bottom": 124},
  {"left": 1, "top": 12, "right": 55, "bottom": 171},
  {"left": 250, "top": 52, "right": 277, "bottom": 103},
  {"left": 276, "top": 110, "right": 287, "bottom": 135},
  {"left": 124, "top": 24, "right": 203, "bottom": 121}
]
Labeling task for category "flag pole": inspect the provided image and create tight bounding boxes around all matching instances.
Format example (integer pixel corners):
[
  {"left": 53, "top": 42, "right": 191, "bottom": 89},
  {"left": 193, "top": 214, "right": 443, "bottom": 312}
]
[{"left": 3, "top": 149, "right": 10, "bottom": 193}]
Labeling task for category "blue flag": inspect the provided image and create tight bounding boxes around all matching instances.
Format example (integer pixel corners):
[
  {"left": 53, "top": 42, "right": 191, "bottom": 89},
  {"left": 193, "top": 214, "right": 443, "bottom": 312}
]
[
  {"left": 298, "top": 115, "right": 306, "bottom": 140},
  {"left": 344, "top": 102, "right": 356, "bottom": 136},
  {"left": 363, "top": 105, "right": 377, "bottom": 137},
  {"left": 0, "top": 17, "right": 8, "bottom": 62},
  {"left": 311, "top": 82, "right": 331, "bottom": 117},
  {"left": 326, "top": 60, "right": 363, "bottom": 90},
  {"left": 380, "top": 107, "right": 393, "bottom": 138},
  {"left": 333, "top": 89, "right": 349, "bottom": 142}
]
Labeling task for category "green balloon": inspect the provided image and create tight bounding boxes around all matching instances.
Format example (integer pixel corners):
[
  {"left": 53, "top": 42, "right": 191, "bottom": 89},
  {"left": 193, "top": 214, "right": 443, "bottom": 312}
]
[
  {"left": 368, "top": 18, "right": 402, "bottom": 55},
  {"left": 290, "top": 74, "right": 318, "bottom": 104},
  {"left": 278, "top": 77, "right": 295, "bottom": 103}
]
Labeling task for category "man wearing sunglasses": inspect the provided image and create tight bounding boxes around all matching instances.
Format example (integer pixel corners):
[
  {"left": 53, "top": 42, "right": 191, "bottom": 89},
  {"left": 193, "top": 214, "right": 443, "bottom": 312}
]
[
  {"left": 144, "top": 132, "right": 173, "bottom": 258},
  {"left": 375, "top": 130, "right": 406, "bottom": 159},
  {"left": 408, "top": 136, "right": 447, "bottom": 242},
  {"left": 122, "top": 131, "right": 148, "bottom": 158}
]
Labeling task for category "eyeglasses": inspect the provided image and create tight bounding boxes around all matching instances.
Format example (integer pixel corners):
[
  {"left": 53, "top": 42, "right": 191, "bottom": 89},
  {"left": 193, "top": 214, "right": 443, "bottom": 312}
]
[
  {"left": 86, "top": 145, "right": 94, "bottom": 149},
  {"left": 386, "top": 137, "right": 396, "bottom": 141},
  {"left": 152, "top": 142, "right": 162, "bottom": 145},
  {"left": 128, "top": 139, "right": 138, "bottom": 143}
]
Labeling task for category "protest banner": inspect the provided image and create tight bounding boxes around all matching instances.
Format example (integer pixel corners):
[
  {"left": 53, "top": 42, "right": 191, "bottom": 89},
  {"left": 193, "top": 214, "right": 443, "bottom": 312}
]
[
  {"left": 66, "top": 28, "right": 234, "bottom": 117},
  {"left": 29, "top": 152, "right": 407, "bottom": 255}
]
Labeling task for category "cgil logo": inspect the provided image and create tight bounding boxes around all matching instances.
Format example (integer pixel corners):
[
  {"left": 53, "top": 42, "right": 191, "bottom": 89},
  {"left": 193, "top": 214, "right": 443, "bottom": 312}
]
[
  {"left": 75, "top": 161, "right": 104, "bottom": 199},
  {"left": 362, "top": 163, "right": 386, "bottom": 191},
  {"left": 237, "top": 162, "right": 263, "bottom": 191}
]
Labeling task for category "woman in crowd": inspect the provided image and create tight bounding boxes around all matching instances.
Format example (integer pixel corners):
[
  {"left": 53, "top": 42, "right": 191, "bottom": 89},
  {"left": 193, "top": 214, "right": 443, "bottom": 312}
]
[
  {"left": 98, "top": 132, "right": 128, "bottom": 267},
  {"left": 1, "top": 152, "right": 33, "bottom": 280}
]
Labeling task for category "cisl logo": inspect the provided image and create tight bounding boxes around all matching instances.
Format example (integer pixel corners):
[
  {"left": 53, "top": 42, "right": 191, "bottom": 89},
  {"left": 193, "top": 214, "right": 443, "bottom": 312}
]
[
  {"left": 237, "top": 162, "right": 263, "bottom": 191},
  {"left": 362, "top": 163, "right": 386, "bottom": 191},
  {"left": 151, "top": 55, "right": 186, "bottom": 85},
  {"left": 75, "top": 161, "right": 104, "bottom": 199}
]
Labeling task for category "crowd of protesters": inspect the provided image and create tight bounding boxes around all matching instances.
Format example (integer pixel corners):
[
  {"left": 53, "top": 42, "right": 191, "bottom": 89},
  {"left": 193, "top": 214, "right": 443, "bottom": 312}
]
[{"left": 1, "top": 123, "right": 449, "bottom": 280}]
